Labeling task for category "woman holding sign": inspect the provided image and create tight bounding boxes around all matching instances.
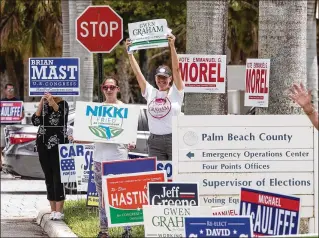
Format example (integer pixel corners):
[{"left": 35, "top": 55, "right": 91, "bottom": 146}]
[
  {"left": 289, "top": 83, "right": 318, "bottom": 130},
  {"left": 70, "top": 78, "right": 135, "bottom": 238},
  {"left": 32, "top": 93, "right": 69, "bottom": 221},
  {"left": 125, "top": 33, "right": 184, "bottom": 161}
]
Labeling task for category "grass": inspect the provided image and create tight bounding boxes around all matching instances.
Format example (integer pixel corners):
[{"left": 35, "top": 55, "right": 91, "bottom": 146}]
[{"left": 64, "top": 199, "right": 144, "bottom": 238}]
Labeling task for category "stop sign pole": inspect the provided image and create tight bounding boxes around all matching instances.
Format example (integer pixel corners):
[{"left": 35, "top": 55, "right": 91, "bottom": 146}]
[{"left": 76, "top": 6, "right": 123, "bottom": 102}]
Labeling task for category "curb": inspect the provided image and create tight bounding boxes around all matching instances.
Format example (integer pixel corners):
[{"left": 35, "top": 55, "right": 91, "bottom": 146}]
[{"left": 36, "top": 210, "right": 78, "bottom": 237}]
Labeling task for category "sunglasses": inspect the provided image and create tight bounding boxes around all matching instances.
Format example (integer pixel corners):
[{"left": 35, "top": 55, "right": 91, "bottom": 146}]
[{"left": 102, "top": 85, "right": 118, "bottom": 91}]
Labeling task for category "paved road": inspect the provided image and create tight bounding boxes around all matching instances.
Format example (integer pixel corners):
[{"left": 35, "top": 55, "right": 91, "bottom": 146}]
[{"left": 1, "top": 171, "right": 85, "bottom": 237}]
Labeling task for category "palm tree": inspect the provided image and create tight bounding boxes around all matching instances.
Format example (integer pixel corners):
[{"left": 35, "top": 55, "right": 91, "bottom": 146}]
[
  {"left": 68, "top": 0, "right": 94, "bottom": 102},
  {"left": 1, "top": 0, "right": 62, "bottom": 101},
  {"left": 256, "top": 0, "right": 308, "bottom": 115},
  {"left": 307, "top": 0, "right": 318, "bottom": 110},
  {"left": 184, "top": 0, "right": 228, "bottom": 115}
]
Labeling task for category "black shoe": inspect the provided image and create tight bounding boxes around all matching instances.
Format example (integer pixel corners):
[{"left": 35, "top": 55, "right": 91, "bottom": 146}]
[{"left": 97, "top": 232, "right": 109, "bottom": 238}]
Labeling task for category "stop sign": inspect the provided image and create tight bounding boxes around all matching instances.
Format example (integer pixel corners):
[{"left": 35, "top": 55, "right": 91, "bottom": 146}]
[{"left": 76, "top": 6, "right": 123, "bottom": 53}]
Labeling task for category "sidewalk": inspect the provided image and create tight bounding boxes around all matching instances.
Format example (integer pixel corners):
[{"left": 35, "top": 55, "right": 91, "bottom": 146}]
[{"left": 1, "top": 171, "right": 83, "bottom": 237}]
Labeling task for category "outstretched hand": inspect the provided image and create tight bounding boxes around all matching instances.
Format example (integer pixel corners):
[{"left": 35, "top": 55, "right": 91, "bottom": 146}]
[
  {"left": 125, "top": 38, "right": 132, "bottom": 53},
  {"left": 289, "top": 83, "right": 312, "bottom": 108},
  {"left": 167, "top": 33, "right": 176, "bottom": 47}
]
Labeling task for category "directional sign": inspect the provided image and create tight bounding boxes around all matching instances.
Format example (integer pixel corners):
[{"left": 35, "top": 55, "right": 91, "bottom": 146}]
[{"left": 76, "top": 6, "right": 123, "bottom": 53}]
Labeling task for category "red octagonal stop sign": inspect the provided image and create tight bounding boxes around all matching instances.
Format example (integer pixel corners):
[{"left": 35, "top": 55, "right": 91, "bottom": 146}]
[{"left": 76, "top": 6, "right": 123, "bottom": 53}]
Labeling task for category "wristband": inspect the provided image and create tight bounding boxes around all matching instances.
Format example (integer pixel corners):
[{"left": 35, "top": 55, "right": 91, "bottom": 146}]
[{"left": 304, "top": 107, "right": 315, "bottom": 115}]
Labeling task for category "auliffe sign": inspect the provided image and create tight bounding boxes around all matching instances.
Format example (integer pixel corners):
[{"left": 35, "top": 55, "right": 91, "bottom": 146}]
[{"left": 148, "top": 182, "right": 199, "bottom": 206}]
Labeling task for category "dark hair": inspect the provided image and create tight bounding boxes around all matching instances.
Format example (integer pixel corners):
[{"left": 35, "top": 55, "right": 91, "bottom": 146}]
[
  {"left": 101, "top": 78, "right": 119, "bottom": 87},
  {"left": 5, "top": 83, "right": 14, "bottom": 89}
]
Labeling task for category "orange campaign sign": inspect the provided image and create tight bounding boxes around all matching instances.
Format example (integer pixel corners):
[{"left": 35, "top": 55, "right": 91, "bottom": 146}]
[{"left": 102, "top": 171, "right": 166, "bottom": 227}]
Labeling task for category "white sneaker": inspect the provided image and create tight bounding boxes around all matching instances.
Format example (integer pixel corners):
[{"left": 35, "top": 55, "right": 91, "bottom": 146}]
[
  {"left": 53, "top": 212, "right": 64, "bottom": 221},
  {"left": 49, "top": 211, "right": 55, "bottom": 220}
]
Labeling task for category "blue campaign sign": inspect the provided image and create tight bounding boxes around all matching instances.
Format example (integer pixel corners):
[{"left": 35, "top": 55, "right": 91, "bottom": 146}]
[
  {"left": 148, "top": 182, "right": 199, "bottom": 206},
  {"left": 128, "top": 153, "right": 173, "bottom": 181},
  {"left": 239, "top": 187, "right": 301, "bottom": 236},
  {"left": 102, "top": 157, "right": 157, "bottom": 176},
  {"left": 184, "top": 216, "right": 253, "bottom": 238},
  {"left": 29, "top": 57, "right": 80, "bottom": 96},
  {"left": 86, "top": 160, "right": 99, "bottom": 207}
]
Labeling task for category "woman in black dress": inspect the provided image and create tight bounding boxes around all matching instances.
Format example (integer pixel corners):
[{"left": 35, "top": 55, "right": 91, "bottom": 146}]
[{"left": 32, "top": 93, "right": 69, "bottom": 221}]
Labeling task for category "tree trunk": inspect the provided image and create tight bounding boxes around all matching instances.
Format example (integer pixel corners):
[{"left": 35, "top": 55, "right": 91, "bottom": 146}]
[
  {"left": 184, "top": 0, "right": 228, "bottom": 115},
  {"left": 116, "top": 46, "right": 131, "bottom": 103},
  {"left": 69, "top": 0, "right": 94, "bottom": 102},
  {"left": 61, "top": 0, "right": 73, "bottom": 103},
  {"left": 256, "top": 0, "right": 307, "bottom": 115},
  {"left": 307, "top": 0, "right": 318, "bottom": 110}
]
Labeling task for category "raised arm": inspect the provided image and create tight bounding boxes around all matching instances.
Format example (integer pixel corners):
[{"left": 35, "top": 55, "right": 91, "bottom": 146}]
[
  {"left": 168, "top": 34, "right": 184, "bottom": 91},
  {"left": 125, "top": 39, "right": 147, "bottom": 94}
]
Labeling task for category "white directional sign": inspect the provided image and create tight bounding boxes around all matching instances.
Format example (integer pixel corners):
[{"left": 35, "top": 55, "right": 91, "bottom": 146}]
[{"left": 172, "top": 115, "right": 318, "bottom": 233}]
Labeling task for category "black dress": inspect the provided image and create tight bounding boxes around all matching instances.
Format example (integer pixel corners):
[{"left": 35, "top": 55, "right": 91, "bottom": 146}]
[{"left": 31, "top": 100, "right": 69, "bottom": 201}]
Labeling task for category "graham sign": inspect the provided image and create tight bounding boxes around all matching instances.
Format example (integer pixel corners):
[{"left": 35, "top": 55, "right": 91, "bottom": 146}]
[
  {"left": 244, "top": 58, "right": 270, "bottom": 107},
  {"left": 143, "top": 205, "right": 213, "bottom": 237},
  {"left": 28, "top": 57, "right": 80, "bottom": 96},
  {"left": 172, "top": 115, "right": 318, "bottom": 233},
  {"left": 178, "top": 54, "right": 227, "bottom": 93},
  {"left": 148, "top": 182, "right": 199, "bottom": 206}
]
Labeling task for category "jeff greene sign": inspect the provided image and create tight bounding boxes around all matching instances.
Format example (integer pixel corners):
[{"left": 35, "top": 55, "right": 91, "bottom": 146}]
[{"left": 29, "top": 57, "right": 80, "bottom": 96}]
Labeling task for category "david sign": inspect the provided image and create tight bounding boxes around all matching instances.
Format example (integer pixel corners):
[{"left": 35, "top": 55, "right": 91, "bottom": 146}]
[
  {"left": 239, "top": 187, "right": 300, "bottom": 236},
  {"left": 178, "top": 54, "right": 227, "bottom": 93},
  {"left": 73, "top": 101, "right": 139, "bottom": 144},
  {"left": 29, "top": 57, "right": 80, "bottom": 96},
  {"left": 148, "top": 182, "right": 199, "bottom": 206},
  {"left": 244, "top": 58, "right": 270, "bottom": 107},
  {"left": 184, "top": 216, "right": 253, "bottom": 238},
  {"left": 103, "top": 171, "right": 166, "bottom": 227}
]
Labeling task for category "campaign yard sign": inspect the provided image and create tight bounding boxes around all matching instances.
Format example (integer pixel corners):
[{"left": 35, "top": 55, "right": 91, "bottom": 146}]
[
  {"left": 29, "top": 57, "right": 80, "bottom": 96},
  {"left": 244, "top": 58, "right": 270, "bottom": 107},
  {"left": 128, "top": 19, "right": 169, "bottom": 51},
  {"left": 73, "top": 101, "right": 139, "bottom": 144},
  {"left": 102, "top": 171, "right": 166, "bottom": 227},
  {"left": 58, "top": 144, "right": 93, "bottom": 183},
  {"left": 178, "top": 54, "right": 227, "bottom": 93},
  {"left": 86, "top": 164, "right": 99, "bottom": 207},
  {"left": 212, "top": 205, "right": 239, "bottom": 216},
  {"left": 184, "top": 216, "right": 253, "bottom": 238},
  {"left": 0, "top": 101, "right": 23, "bottom": 123},
  {"left": 148, "top": 182, "right": 199, "bottom": 206},
  {"left": 239, "top": 187, "right": 301, "bottom": 236},
  {"left": 128, "top": 152, "right": 173, "bottom": 181},
  {"left": 143, "top": 205, "right": 214, "bottom": 237},
  {"left": 102, "top": 157, "right": 157, "bottom": 176}
]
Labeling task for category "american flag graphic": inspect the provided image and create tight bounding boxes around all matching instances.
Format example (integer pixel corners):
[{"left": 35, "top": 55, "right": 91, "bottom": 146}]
[
  {"left": 179, "top": 192, "right": 196, "bottom": 199},
  {"left": 61, "top": 159, "right": 75, "bottom": 171}
]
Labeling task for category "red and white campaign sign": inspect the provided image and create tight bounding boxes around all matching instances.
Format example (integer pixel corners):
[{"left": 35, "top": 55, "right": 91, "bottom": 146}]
[
  {"left": 244, "top": 58, "right": 270, "bottom": 107},
  {"left": 178, "top": 54, "right": 227, "bottom": 93},
  {"left": 0, "top": 101, "right": 23, "bottom": 123}
]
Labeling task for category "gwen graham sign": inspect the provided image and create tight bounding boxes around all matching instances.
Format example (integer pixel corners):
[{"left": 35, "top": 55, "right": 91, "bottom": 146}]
[{"left": 148, "top": 182, "right": 199, "bottom": 206}]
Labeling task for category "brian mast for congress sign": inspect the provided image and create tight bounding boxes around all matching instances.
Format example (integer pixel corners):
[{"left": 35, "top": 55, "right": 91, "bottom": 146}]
[{"left": 29, "top": 57, "right": 80, "bottom": 96}]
